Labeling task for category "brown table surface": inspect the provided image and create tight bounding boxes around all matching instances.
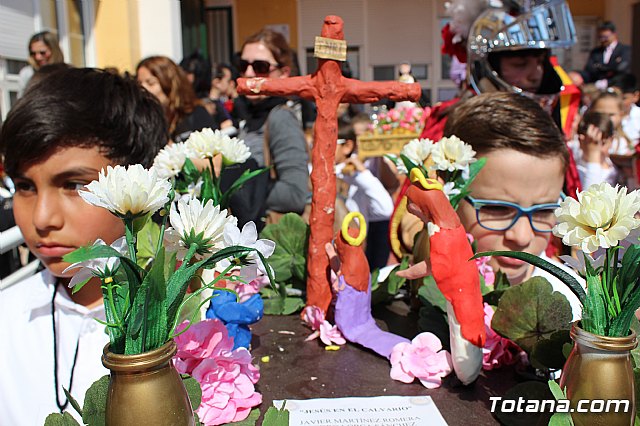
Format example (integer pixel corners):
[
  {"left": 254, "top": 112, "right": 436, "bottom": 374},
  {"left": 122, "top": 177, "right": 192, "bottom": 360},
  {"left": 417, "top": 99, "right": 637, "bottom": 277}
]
[{"left": 249, "top": 303, "right": 522, "bottom": 425}]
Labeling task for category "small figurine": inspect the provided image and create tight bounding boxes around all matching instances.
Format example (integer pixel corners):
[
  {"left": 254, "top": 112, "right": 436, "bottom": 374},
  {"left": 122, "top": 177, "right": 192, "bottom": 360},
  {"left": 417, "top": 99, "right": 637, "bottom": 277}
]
[{"left": 397, "top": 168, "right": 485, "bottom": 384}]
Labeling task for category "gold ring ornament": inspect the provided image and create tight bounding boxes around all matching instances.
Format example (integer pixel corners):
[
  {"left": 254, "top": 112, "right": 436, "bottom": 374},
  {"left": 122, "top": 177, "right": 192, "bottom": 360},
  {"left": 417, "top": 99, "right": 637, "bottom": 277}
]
[
  {"left": 341, "top": 211, "right": 367, "bottom": 246},
  {"left": 409, "top": 168, "right": 443, "bottom": 190}
]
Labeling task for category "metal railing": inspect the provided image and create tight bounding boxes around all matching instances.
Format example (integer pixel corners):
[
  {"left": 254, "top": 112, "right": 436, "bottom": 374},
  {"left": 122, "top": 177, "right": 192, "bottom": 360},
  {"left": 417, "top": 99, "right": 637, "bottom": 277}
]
[{"left": 0, "top": 225, "right": 39, "bottom": 290}]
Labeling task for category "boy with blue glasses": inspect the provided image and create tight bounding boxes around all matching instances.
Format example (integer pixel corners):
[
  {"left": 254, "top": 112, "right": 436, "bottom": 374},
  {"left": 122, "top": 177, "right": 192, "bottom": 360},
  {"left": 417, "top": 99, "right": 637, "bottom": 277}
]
[{"left": 445, "top": 92, "right": 581, "bottom": 317}]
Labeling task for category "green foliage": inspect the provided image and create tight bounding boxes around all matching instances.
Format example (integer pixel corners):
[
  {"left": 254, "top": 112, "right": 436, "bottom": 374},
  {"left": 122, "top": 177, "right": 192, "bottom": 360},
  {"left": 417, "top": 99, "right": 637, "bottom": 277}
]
[
  {"left": 44, "top": 412, "right": 81, "bottom": 426},
  {"left": 371, "top": 257, "right": 409, "bottom": 305},
  {"left": 263, "top": 401, "right": 290, "bottom": 426},
  {"left": 547, "top": 381, "right": 574, "bottom": 426},
  {"left": 182, "top": 375, "right": 202, "bottom": 412},
  {"left": 529, "top": 330, "right": 571, "bottom": 370},
  {"left": 447, "top": 157, "right": 486, "bottom": 210},
  {"left": 473, "top": 250, "right": 586, "bottom": 302},
  {"left": 491, "top": 277, "right": 572, "bottom": 353},
  {"left": 82, "top": 375, "right": 109, "bottom": 426},
  {"left": 229, "top": 408, "right": 261, "bottom": 425},
  {"left": 259, "top": 214, "right": 309, "bottom": 315}
]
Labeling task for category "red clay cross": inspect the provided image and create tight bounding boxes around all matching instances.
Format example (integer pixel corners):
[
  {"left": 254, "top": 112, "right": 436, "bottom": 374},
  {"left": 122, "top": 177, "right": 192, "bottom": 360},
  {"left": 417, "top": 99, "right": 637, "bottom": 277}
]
[{"left": 237, "top": 15, "right": 421, "bottom": 315}]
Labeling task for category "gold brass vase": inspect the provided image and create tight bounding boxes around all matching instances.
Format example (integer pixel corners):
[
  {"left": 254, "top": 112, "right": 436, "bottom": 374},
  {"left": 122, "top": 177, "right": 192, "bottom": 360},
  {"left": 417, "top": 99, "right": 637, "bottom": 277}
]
[
  {"left": 559, "top": 322, "right": 637, "bottom": 426},
  {"left": 102, "top": 340, "right": 195, "bottom": 426}
]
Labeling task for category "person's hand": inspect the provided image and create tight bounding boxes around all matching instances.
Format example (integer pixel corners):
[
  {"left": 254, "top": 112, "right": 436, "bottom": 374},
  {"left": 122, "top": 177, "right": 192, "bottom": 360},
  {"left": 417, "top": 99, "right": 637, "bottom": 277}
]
[
  {"left": 568, "top": 71, "right": 584, "bottom": 87},
  {"left": 343, "top": 154, "right": 367, "bottom": 172},
  {"left": 579, "top": 124, "right": 605, "bottom": 165}
]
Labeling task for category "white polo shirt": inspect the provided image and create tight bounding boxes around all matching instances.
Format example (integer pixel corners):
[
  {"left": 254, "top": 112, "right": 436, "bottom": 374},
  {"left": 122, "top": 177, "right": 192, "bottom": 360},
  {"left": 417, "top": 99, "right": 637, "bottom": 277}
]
[{"left": 0, "top": 270, "right": 109, "bottom": 425}]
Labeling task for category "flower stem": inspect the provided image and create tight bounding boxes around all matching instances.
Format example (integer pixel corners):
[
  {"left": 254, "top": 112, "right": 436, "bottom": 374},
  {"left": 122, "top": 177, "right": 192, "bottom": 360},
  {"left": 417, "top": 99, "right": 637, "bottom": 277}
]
[
  {"left": 124, "top": 217, "right": 137, "bottom": 266},
  {"left": 208, "top": 157, "right": 219, "bottom": 205}
]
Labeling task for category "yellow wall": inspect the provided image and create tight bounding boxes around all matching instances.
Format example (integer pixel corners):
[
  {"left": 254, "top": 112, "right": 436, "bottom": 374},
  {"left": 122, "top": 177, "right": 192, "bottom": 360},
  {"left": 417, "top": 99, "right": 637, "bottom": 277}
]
[
  {"left": 93, "top": 0, "right": 140, "bottom": 73},
  {"left": 235, "top": 0, "right": 298, "bottom": 49},
  {"left": 567, "top": 0, "right": 605, "bottom": 17}
]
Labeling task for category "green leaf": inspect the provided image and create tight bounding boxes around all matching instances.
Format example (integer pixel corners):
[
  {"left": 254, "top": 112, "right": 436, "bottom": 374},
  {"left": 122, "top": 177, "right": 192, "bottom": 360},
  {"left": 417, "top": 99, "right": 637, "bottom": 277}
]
[
  {"left": 263, "top": 401, "right": 290, "bottom": 426},
  {"left": 200, "top": 165, "right": 216, "bottom": 205},
  {"left": 44, "top": 412, "right": 81, "bottom": 426},
  {"left": 474, "top": 250, "right": 586, "bottom": 303},
  {"left": 63, "top": 388, "right": 83, "bottom": 418},
  {"left": 548, "top": 381, "right": 574, "bottom": 426},
  {"left": 136, "top": 218, "right": 161, "bottom": 266},
  {"left": 229, "top": 408, "right": 261, "bottom": 425},
  {"left": 529, "top": 330, "right": 571, "bottom": 370},
  {"left": 82, "top": 375, "right": 109, "bottom": 426},
  {"left": 182, "top": 375, "right": 202, "bottom": 412},
  {"left": 387, "top": 256, "right": 409, "bottom": 294},
  {"left": 417, "top": 275, "right": 447, "bottom": 312},
  {"left": 493, "top": 381, "right": 553, "bottom": 426},
  {"left": 218, "top": 167, "right": 270, "bottom": 210},
  {"left": 491, "top": 277, "right": 573, "bottom": 353}
]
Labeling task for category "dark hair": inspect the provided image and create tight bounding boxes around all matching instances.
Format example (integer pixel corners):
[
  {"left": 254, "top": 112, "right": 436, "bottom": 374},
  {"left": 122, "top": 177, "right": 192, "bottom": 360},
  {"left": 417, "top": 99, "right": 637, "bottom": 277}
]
[
  {"left": 214, "top": 63, "right": 238, "bottom": 81},
  {"left": 137, "top": 55, "right": 199, "bottom": 135},
  {"left": 241, "top": 28, "right": 293, "bottom": 70},
  {"left": 338, "top": 120, "right": 356, "bottom": 142},
  {"left": 179, "top": 51, "right": 212, "bottom": 98},
  {"left": 598, "top": 21, "right": 616, "bottom": 33},
  {"left": 1, "top": 68, "right": 168, "bottom": 176},
  {"left": 444, "top": 92, "right": 568, "bottom": 169},
  {"left": 609, "top": 73, "right": 638, "bottom": 94},
  {"left": 24, "top": 62, "right": 72, "bottom": 91},
  {"left": 27, "top": 31, "right": 64, "bottom": 69},
  {"left": 578, "top": 111, "right": 614, "bottom": 140}
]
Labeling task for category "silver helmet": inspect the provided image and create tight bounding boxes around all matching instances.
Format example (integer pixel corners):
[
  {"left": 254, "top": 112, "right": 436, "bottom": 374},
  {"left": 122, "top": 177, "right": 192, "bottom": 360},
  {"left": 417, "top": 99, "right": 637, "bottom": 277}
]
[{"left": 467, "top": 0, "right": 576, "bottom": 96}]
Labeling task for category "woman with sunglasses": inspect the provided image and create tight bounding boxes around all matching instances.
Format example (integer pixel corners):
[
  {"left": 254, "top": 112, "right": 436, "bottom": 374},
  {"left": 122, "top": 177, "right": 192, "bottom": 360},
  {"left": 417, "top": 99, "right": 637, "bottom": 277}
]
[
  {"left": 232, "top": 28, "right": 309, "bottom": 227},
  {"left": 445, "top": 92, "right": 583, "bottom": 318},
  {"left": 18, "top": 31, "right": 65, "bottom": 97},
  {"left": 136, "top": 56, "right": 216, "bottom": 143}
]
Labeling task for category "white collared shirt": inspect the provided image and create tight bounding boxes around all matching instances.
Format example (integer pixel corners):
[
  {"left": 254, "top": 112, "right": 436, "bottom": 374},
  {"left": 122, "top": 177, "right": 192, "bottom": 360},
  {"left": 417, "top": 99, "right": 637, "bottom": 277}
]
[
  {"left": 603, "top": 41, "right": 618, "bottom": 64},
  {"left": 0, "top": 270, "right": 109, "bottom": 425}
]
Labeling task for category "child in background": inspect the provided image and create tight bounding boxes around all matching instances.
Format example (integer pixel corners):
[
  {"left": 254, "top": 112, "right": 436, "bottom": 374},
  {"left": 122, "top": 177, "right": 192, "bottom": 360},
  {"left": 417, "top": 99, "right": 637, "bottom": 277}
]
[
  {"left": 610, "top": 73, "right": 640, "bottom": 148},
  {"left": 0, "top": 68, "right": 167, "bottom": 425},
  {"left": 590, "top": 89, "right": 634, "bottom": 155},
  {"left": 444, "top": 92, "right": 582, "bottom": 318},
  {"left": 570, "top": 111, "right": 619, "bottom": 189},
  {"left": 335, "top": 122, "right": 394, "bottom": 270}
]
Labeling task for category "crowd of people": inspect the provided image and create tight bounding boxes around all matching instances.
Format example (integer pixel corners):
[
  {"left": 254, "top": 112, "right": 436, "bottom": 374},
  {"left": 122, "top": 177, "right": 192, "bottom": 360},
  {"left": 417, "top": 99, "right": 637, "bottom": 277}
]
[{"left": 0, "top": 1, "right": 639, "bottom": 424}]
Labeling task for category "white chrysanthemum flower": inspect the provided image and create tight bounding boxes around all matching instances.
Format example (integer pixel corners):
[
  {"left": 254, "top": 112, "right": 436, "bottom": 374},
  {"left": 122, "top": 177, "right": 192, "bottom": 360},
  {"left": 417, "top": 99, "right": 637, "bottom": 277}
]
[
  {"left": 164, "top": 198, "right": 237, "bottom": 260},
  {"left": 63, "top": 237, "right": 127, "bottom": 288},
  {"left": 401, "top": 138, "right": 434, "bottom": 167},
  {"left": 218, "top": 135, "right": 251, "bottom": 165},
  {"left": 430, "top": 135, "right": 476, "bottom": 172},
  {"left": 153, "top": 143, "right": 189, "bottom": 179},
  {"left": 218, "top": 221, "right": 276, "bottom": 282},
  {"left": 185, "top": 128, "right": 219, "bottom": 159},
  {"left": 553, "top": 183, "right": 640, "bottom": 253},
  {"left": 79, "top": 165, "right": 171, "bottom": 217}
]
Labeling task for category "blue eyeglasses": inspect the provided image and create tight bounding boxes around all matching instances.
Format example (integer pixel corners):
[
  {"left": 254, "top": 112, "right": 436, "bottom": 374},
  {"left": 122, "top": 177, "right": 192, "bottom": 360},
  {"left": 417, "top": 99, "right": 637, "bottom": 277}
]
[{"left": 464, "top": 196, "right": 560, "bottom": 233}]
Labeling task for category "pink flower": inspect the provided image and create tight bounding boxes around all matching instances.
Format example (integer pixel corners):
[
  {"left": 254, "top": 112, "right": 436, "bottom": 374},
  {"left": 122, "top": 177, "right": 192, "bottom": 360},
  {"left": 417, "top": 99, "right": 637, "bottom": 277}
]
[
  {"left": 191, "top": 349, "right": 262, "bottom": 425},
  {"left": 482, "top": 304, "right": 523, "bottom": 371},
  {"left": 173, "top": 320, "right": 262, "bottom": 426},
  {"left": 236, "top": 275, "right": 269, "bottom": 303},
  {"left": 174, "top": 319, "right": 233, "bottom": 374},
  {"left": 302, "top": 306, "right": 346, "bottom": 346},
  {"left": 466, "top": 233, "right": 495, "bottom": 287},
  {"left": 389, "top": 332, "right": 452, "bottom": 389}
]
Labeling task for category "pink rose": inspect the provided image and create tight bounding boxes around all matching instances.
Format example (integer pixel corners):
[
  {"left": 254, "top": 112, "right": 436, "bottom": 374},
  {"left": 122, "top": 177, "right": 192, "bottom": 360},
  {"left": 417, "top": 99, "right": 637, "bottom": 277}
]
[
  {"left": 389, "top": 332, "right": 452, "bottom": 389},
  {"left": 482, "top": 304, "right": 523, "bottom": 371},
  {"left": 192, "top": 349, "right": 262, "bottom": 425},
  {"left": 174, "top": 319, "right": 233, "bottom": 374},
  {"left": 173, "top": 319, "right": 262, "bottom": 426}
]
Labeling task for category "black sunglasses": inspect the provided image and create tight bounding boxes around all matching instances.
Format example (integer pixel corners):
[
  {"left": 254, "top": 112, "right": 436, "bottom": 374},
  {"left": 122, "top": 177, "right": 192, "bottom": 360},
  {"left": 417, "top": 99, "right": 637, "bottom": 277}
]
[
  {"left": 30, "top": 50, "right": 48, "bottom": 57},
  {"left": 238, "top": 59, "right": 279, "bottom": 75}
]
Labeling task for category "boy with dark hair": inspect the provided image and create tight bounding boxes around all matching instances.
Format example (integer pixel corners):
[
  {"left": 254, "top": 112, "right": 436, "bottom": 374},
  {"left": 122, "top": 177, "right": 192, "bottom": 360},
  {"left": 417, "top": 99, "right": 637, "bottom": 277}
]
[
  {"left": 445, "top": 92, "right": 582, "bottom": 318},
  {"left": 610, "top": 73, "right": 640, "bottom": 147},
  {"left": 0, "top": 67, "right": 167, "bottom": 424}
]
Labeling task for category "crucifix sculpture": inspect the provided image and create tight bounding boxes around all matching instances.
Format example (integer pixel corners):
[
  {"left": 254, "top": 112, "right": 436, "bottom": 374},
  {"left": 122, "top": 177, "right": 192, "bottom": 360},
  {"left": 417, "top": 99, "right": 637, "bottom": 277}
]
[{"left": 237, "top": 15, "right": 421, "bottom": 315}]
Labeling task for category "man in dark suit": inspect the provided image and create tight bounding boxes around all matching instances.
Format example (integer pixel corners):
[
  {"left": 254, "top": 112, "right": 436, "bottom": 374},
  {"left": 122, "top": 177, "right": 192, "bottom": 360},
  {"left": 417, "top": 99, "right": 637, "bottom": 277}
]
[{"left": 575, "top": 21, "right": 632, "bottom": 88}]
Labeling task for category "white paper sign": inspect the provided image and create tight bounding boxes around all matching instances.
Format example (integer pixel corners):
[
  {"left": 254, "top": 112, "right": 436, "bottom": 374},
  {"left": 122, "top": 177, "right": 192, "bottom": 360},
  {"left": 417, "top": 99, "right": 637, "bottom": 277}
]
[{"left": 273, "top": 395, "right": 448, "bottom": 426}]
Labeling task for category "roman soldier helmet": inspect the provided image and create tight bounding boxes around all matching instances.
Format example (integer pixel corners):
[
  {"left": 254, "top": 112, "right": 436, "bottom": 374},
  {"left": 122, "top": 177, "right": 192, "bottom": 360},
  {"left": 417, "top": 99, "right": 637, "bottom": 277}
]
[{"left": 465, "top": 0, "right": 576, "bottom": 97}]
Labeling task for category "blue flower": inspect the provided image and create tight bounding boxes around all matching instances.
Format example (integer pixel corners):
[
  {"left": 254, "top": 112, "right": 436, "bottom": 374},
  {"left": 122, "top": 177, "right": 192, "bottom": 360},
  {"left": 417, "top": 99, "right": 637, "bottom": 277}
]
[{"left": 206, "top": 289, "right": 263, "bottom": 350}]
